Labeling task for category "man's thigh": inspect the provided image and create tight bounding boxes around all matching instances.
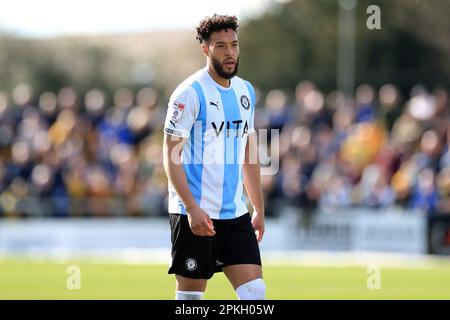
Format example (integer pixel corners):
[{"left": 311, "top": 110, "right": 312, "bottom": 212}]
[
  {"left": 168, "top": 213, "right": 216, "bottom": 279},
  {"left": 218, "top": 213, "right": 262, "bottom": 271}
]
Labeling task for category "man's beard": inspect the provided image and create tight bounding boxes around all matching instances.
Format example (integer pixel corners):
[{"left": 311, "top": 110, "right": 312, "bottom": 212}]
[{"left": 211, "top": 55, "right": 239, "bottom": 80}]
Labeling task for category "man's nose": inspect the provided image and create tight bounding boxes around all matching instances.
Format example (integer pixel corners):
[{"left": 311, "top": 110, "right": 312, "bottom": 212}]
[{"left": 225, "top": 45, "right": 234, "bottom": 57}]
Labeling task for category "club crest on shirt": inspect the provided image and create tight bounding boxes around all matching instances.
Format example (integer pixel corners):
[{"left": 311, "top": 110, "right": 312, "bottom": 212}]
[
  {"left": 171, "top": 101, "right": 185, "bottom": 123},
  {"left": 240, "top": 95, "right": 250, "bottom": 110}
]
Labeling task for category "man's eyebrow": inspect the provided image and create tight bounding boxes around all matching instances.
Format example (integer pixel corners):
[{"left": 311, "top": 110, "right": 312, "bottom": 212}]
[{"left": 215, "top": 40, "right": 239, "bottom": 45}]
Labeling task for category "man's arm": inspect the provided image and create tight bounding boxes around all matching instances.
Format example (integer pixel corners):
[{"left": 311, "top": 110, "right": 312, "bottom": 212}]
[
  {"left": 243, "top": 132, "right": 265, "bottom": 242},
  {"left": 163, "top": 133, "right": 215, "bottom": 237}
]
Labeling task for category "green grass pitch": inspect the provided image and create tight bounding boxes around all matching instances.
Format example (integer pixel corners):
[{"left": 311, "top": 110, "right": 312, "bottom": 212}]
[{"left": 1, "top": 258, "right": 450, "bottom": 299}]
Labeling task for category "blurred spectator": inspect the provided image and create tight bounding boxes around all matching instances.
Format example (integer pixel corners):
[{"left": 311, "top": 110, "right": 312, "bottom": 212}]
[
  {"left": 377, "top": 84, "right": 402, "bottom": 132},
  {"left": 409, "top": 168, "right": 440, "bottom": 214},
  {"left": 39, "top": 91, "right": 58, "bottom": 124},
  {"left": 84, "top": 88, "right": 106, "bottom": 126},
  {"left": 437, "top": 166, "right": 450, "bottom": 213},
  {"left": 263, "top": 90, "right": 288, "bottom": 130},
  {"left": 355, "top": 164, "right": 396, "bottom": 208},
  {"left": 355, "top": 84, "right": 376, "bottom": 123},
  {"left": 340, "top": 121, "right": 386, "bottom": 175}
]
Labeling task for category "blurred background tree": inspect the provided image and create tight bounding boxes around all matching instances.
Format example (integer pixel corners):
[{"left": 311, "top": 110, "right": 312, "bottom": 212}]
[
  {"left": 0, "top": 0, "right": 449, "bottom": 99},
  {"left": 239, "top": 0, "right": 450, "bottom": 96}
]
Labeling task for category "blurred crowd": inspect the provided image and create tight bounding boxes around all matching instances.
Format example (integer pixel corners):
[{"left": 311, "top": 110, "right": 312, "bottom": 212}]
[
  {"left": 260, "top": 82, "right": 450, "bottom": 217},
  {"left": 0, "top": 81, "right": 449, "bottom": 218},
  {"left": 0, "top": 84, "right": 167, "bottom": 217}
]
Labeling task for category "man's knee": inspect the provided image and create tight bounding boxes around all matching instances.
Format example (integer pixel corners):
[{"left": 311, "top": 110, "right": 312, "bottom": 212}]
[
  {"left": 176, "top": 275, "right": 207, "bottom": 291},
  {"left": 235, "top": 278, "right": 266, "bottom": 300},
  {"left": 175, "top": 275, "right": 207, "bottom": 300}
]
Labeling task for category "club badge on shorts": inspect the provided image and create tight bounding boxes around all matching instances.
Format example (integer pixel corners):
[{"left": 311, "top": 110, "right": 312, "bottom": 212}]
[
  {"left": 185, "top": 258, "right": 197, "bottom": 271},
  {"left": 240, "top": 95, "right": 250, "bottom": 110},
  {"left": 171, "top": 101, "right": 185, "bottom": 123}
]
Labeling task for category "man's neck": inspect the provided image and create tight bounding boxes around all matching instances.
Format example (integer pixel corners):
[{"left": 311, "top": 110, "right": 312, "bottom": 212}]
[{"left": 207, "top": 65, "right": 230, "bottom": 88}]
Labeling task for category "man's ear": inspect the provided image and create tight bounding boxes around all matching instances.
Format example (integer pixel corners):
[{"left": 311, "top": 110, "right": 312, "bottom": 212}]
[{"left": 201, "top": 42, "right": 209, "bottom": 56}]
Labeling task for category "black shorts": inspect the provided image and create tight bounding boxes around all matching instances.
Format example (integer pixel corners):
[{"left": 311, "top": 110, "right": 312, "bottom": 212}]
[{"left": 168, "top": 212, "right": 262, "bottom": 279}]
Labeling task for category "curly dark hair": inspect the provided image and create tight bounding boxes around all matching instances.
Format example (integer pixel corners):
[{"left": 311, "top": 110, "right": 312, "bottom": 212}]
[{"left": 196, "top": 14, "right": 239, "bottom": 44}]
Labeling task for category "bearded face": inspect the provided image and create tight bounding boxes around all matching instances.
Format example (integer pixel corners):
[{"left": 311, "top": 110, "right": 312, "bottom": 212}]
[
  {"left": 210, "top": 54, "right": 239, "bottom": 80},
  {"left": 204, "top": 29, "right": 240, "bottom": 81}
]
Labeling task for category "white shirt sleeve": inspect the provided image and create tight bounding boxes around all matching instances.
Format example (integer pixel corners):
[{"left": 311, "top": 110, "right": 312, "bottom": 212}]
[{"left": 163, "top": 85, "right": 199, "bottom": 138}]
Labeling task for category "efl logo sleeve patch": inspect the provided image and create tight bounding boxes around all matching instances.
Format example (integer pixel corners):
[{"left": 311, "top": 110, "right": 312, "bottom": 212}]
[
  {"left": 171, "top": 101, "right": 185, "bottom": 123},
  {"left": 163, "top": 99, "right": 192, "bottom": 138},
  {"left": 164, "top": 85, "right": 199, "bottom": 139}
]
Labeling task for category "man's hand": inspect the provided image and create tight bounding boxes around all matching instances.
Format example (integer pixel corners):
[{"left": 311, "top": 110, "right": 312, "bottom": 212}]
[
  {"left": 251, "top": 211, "right": 265, "bottom": 242},
  {"left": 187, "top": 205, "right": 216, "bottom": 237}
]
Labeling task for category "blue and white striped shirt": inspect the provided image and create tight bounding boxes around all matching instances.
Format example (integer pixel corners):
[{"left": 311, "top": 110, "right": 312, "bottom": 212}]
[{"left": 164, "top": 68, "right": 256, "bottom": 220}]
